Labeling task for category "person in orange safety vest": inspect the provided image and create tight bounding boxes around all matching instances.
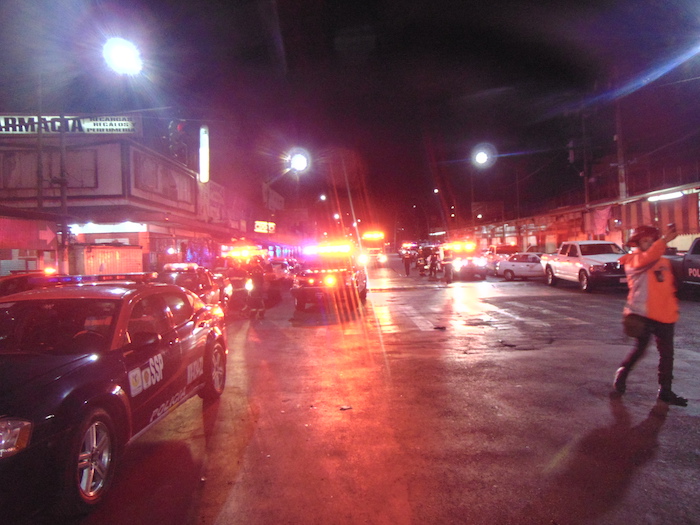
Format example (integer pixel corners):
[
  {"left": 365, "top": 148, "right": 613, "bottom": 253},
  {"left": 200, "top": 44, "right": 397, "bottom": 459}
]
[{"left": 613, "top": 223, "right": 687, "bottom": 406}]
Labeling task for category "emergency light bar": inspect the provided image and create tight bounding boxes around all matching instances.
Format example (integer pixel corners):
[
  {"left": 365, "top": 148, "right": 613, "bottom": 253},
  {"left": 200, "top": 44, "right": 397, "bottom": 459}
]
[
  {"left": 446, "top": 241, "right": 476, "bottom": 252},
  {"left": 303, "top": 243, "right": 352, "bottom": 255},
  {"left": 163, "top": 263, "right": 199, "bottom": 271},
  {"left": 361, "top": 231, "right": 384, "bottom": 240}
]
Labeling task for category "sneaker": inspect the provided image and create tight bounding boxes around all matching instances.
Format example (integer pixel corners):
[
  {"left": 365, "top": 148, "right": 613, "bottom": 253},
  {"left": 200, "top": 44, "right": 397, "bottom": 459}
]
[
  {"left": 613, "top": 367, "right": 628, "bottom": 394},
  {"left": 658, "top": 389, "right": 688, "bottom": 407}
]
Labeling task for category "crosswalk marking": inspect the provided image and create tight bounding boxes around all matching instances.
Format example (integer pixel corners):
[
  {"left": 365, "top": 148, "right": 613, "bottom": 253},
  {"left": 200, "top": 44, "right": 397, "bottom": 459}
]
[{"left": 363, "top": 296, "right": 600, "bottom": 334}]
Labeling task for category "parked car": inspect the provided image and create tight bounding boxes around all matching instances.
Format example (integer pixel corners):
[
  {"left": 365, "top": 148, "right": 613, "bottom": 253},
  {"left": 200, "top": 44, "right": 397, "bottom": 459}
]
[
  {"left": 290, "top": 243, "right": 368, "bottom": 312},
  {"left": 496, "top": 253, "right": 545, "bottom": 281},
  {"left": 0, "top": 270, "right": 61, "bottom": 297},
  {"left": 540, "top": 240, "right": 627, "bottom": 292},
  {"left": 485, "top": 243, "right": 521, "bottom": 274},
  {"left": 157, "top": 263, "right": 223, "bottom": 308},
  {"left": 210, "top": 269, "right": 234, "bottom": 310},
  {"left": 0, "top": 279, "right": 227, "bottom": 517},
  {"left": 666, "top": 236, "right": 700, "bottom": 290}
]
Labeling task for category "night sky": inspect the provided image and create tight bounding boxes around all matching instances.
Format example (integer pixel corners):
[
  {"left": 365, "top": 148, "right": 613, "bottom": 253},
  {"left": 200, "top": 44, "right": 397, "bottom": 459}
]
[{"left": 2, "top": 0, "right": 699, "bottom": 236}]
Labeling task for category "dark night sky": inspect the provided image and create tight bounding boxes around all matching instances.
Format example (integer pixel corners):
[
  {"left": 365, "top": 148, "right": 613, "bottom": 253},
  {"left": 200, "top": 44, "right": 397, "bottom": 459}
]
[{"left": 2, "top": 0, "right": 700, "bottom": 234}]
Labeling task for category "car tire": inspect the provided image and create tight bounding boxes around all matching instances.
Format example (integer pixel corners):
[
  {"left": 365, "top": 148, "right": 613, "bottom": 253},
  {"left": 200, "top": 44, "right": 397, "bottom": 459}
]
[
  {"left": 545, "top": 266, "right": 558, "bottom": 286},
  {"left": 579, "top": 270, "right": 593, "bottom": 292},
  {"left": 200, "top": 341, "right": 227, "bottom": 401},
  {"left": 55, "top": 408, "right": 118, "bottom": 516},
  {"left": 503, "top": 270, "right": 515, "bottom": 281}
]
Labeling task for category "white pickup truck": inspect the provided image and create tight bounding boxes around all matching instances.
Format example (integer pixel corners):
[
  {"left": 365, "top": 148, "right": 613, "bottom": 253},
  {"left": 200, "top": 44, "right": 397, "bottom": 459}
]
[{"left": 540, "top": 240, "right": 627, "bottom": 292}]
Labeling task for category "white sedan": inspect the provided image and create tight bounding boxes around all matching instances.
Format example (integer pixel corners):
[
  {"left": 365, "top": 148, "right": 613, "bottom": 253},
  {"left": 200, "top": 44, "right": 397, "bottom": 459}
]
[{"left": 496, "top": 253, "right": 545, "bottom": 281}]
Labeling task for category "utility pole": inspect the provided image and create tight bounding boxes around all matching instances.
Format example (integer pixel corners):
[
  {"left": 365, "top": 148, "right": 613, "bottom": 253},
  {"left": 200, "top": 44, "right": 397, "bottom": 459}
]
[
  {"left": 614, "top": 81, "right": 628, "bottom": 200},
  {"left": 59, "top": 114, "right": 69, "bottom": 273}
]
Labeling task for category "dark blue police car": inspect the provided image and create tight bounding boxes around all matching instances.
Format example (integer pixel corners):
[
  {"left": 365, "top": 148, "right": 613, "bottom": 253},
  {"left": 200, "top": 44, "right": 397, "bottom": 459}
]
[{"left": 0, "top": 278, "right": 227, "bottom": 517}]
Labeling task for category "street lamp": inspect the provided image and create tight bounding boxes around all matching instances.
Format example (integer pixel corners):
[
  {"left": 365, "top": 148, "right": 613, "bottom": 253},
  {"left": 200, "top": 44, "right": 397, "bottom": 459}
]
[
  {"left": 469, "top": 143, "right": 497, "bottom": 229},
  {"left": 50, "top": 37, "right": 144, "bottom": 273},
  {"left": 102, "top": 38, "right": 143, "bottom": 76},
  {"left": 285, "top": 148, "right": 311, "bottom": 175}
]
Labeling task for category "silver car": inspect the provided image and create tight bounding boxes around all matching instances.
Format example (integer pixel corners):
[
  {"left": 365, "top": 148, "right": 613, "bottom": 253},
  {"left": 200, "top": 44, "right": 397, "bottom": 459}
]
[{"left": 496, "top": 253, "right": 545, "bottom": 281}]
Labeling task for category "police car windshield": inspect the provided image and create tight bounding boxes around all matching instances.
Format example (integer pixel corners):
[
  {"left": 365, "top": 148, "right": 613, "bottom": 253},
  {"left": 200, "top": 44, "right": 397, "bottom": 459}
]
[
  {"left": 159, "top": 272, "right": 198, "bottom": 290},
  {"left": 0, "top": 299, "right": 118, "bottom": 355}
]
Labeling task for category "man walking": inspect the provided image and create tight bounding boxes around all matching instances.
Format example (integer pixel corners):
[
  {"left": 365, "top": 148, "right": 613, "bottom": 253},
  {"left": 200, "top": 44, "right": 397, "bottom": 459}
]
[
  {"left": 403, "top": 251, "right": 412, "bottom": 276},
  {"left": 613, "top": 223, "right": 687, "bottom": 406}
]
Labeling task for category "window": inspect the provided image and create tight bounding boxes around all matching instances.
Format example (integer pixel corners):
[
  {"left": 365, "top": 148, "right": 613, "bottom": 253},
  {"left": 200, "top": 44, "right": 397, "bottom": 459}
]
[
  {"left": 128, "top": 296, "right": 170, "bottom": 336},
  {"left": 162, "top": 291, "right": 193, "bottom": 326}
]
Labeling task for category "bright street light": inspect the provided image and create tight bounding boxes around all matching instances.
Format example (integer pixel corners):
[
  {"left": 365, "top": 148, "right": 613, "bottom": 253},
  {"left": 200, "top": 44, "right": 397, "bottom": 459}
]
[
  {"left": 471, "top": 143, "right": 497, "bottom": 169},
  {"left": 469, "top": 143, "right": 498, "bottom": 229},
  {"left": 103, "top": 37, "right": 143, "bottom": 76},
  {"left": 286, "top": 148, "right": 310, "bottom": 173}
]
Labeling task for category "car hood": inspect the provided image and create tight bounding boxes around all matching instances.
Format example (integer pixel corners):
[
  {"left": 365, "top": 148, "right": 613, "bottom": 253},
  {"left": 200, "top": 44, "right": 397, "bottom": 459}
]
[
  {"left": 0, "top": 352, "right": 94, "bottom": 399},
  {"left": 584, "top": 254, "right": 624, "bottom": 264}
]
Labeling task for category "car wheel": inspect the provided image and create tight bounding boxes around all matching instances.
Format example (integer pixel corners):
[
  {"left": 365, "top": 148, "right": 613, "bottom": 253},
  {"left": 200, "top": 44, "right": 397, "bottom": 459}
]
[
  {"left": 503, "top": 270, "right": 515, "bottom": 281},
  {"left": 295, "top": 297, "right": 306, "bottom": 311},
  {"left": 55, "top": 408, "right": 118, "bottom": 516},
  {"left": 200, "top": 341, "right": 227, "bottom": 401},
  {"left": 579, "top": 270, "right": 593, "bottom": 292},
  {"left": 545, "top": 266, "right": 558, "bottom": 286}
]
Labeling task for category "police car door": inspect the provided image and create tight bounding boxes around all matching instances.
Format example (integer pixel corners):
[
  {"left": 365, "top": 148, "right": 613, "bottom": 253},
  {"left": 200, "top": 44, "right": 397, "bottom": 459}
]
[
  {"left": 123, "top": 293, "right": 182, "bottom": 432},
  {"left": 161, "top": 290, "right": 208, "bottom": 398}
]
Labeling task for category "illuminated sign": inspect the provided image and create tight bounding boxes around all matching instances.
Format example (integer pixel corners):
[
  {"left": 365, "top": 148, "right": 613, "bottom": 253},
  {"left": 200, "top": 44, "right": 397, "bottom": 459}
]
[
  {"left": 254, "top": 221, "right": 276, "bottom": 234},
  {"left": 199, "top": 125, "right": 210, "bottom": 183},
  {"left": 0, "top": 115, "right": 142, "bottom": 136}
]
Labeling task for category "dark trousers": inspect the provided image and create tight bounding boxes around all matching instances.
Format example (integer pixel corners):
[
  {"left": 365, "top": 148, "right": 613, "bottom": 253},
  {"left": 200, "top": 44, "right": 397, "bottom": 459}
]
[
  {"left": 620, "top": 317, "right": 675, "bottom": 390},
  {"left": 404, "top": 260, "right": 411, "bottom": 276}
]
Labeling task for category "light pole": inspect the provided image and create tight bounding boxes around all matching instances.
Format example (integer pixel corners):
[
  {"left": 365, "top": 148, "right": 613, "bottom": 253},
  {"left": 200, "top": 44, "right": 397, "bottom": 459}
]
[
  {"left": 469, "top": 143, "right": 497, "bottom": 231},
  {"left": 262, "top": 148, "right": 310, "bottom": 233},
  {"left": 46, "top": 37, "right": 145, "bottom": 273}
]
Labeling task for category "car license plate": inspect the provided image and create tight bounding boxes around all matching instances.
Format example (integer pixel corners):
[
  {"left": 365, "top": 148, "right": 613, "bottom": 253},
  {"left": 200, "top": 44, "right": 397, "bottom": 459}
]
[{"left": 620, "top": 278, "right": 627, "bottom": 284}]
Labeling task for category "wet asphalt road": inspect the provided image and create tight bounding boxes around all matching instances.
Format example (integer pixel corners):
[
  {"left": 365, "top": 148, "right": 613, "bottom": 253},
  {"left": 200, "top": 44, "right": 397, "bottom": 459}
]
[{"left": 26, "top": 255, "right": 700, "bottom": 525}]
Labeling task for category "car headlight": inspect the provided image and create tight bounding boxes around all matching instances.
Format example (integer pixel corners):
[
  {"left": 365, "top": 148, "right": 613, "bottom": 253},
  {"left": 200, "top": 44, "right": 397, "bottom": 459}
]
[
  {"left": 0, "top": 419, "right": 32, "bottom": 458},
  {"left": 357, "top": 254, "right": 369, "bottom": 265},
  {"left": 453, "top": 258, "right": 463, "bottom": 270},
  {"left": 377, "top": 254, "right": 388, "bottom": 263},
  {"left": 473, "top": 257, "right": 487, "bottom": 267},
  {"left": 323, "top": 275, "right": 338, "bottom": 287},
  {"left": 590, "top": 265, "right": 606, "bottom": 273}
]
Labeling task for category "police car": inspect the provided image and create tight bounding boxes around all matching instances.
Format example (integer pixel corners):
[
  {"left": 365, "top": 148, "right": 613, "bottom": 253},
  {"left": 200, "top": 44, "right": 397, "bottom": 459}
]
[
  {"left": 157, "top": 263, "right": 224, "bottom": 308},
  {"left": 290, "top": 243, "right": 368, "bottom": 312},
  {"left": 445, "top": 241, "right": 488, "bottom": 280},
  {"left": 0, "top": 277, "right": 227, "bottom": 517}
]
